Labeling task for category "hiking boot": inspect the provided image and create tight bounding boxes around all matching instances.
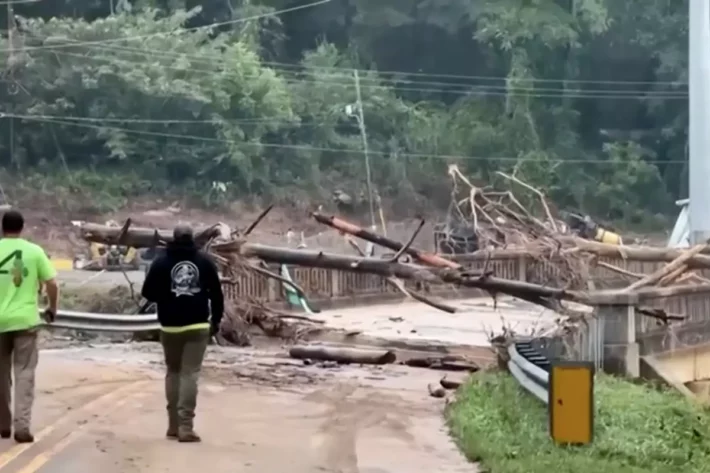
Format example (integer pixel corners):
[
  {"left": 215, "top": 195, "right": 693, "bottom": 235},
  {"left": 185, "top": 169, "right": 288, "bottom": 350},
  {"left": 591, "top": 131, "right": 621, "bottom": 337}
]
[
  {"left": 0, "top": 430, "right": 10, "bottom": 439},
  {"left": 177, "top": 431, "right": 201, "bottom": 443},
  {"left": 166, "top": 412, "right": 179, "bottom": 439},
  {"left": 14, "top": 432, "right": 34, "bottom": 444}
]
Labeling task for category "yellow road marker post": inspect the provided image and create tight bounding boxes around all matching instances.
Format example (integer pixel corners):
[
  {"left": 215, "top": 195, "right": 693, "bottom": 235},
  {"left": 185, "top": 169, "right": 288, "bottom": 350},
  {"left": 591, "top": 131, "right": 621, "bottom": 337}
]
[{"left": 548, "top": 361, "right": 594, "bottom": 446}]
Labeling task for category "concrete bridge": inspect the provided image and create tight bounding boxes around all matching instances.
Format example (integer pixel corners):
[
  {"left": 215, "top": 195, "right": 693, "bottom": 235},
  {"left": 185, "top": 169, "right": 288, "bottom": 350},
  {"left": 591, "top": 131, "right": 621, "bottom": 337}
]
[{"left": 533, "top": 289, "right": 710, "bottom": 400}]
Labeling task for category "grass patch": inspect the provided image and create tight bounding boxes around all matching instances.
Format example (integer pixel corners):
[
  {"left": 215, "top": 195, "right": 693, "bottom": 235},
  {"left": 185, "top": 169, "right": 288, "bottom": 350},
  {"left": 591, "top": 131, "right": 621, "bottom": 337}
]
[{"left": 446, "top": 371, "right": 710, "bottom": 473}]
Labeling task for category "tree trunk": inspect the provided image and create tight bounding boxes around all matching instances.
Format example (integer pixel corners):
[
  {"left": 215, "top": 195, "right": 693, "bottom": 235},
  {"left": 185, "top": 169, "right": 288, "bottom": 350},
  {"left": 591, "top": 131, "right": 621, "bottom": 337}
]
[
  {"left": 311, "top": 212, "right": 461, "bottom": 269},
  {"left": 79, "top": 223, "right": 222, "bottom": 247},
  {"left": 237, "top": 243, "right": 588, "bottom": 304},
  {"left": 288, "top": 345, "right": 396, "bottom": 365},
  {"left": 565, "top": 238, "right": 710, "bottom": 269}
]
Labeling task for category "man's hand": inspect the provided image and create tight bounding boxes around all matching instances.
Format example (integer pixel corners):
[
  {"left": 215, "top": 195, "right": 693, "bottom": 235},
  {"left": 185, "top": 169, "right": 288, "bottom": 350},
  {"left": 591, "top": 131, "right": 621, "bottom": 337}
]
[
  {"left": 43, "top": 278, "right": 59, "bottom": 322},
  {"left": 41, "top": 308, "right": 56, "bottom": 323}
]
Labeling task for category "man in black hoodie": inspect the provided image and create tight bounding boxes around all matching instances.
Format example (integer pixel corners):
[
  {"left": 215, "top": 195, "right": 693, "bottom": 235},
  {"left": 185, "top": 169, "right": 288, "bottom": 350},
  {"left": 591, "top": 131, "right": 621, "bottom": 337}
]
[{"left": 140, "top": 224, "right": 224, "bottom": 443}]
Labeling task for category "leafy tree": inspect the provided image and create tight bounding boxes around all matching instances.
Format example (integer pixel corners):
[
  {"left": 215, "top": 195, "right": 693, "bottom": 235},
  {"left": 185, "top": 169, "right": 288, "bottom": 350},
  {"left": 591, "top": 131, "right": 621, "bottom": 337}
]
[{"left": 0, "top": 0, "right": 687, "bottom": 227}]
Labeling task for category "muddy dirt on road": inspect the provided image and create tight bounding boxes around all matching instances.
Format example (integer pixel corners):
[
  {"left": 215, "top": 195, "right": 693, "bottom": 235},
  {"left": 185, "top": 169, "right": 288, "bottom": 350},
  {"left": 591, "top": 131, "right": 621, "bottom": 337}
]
[
  {"left": 10, "top": 296, "right": 558, "bottom": 472},
  {"left": 5, "top": 343, "right": 477, "bottom": 473}
]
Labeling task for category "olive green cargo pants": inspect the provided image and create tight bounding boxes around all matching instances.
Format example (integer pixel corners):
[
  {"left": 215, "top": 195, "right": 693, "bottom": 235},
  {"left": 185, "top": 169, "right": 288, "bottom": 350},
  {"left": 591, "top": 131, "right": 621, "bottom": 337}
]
[
  {"left": 0, "top": 328, "right": 38, "bottom": 434},
  {"left": 160, "top": 329, "right": 209, "bottom": 435}
]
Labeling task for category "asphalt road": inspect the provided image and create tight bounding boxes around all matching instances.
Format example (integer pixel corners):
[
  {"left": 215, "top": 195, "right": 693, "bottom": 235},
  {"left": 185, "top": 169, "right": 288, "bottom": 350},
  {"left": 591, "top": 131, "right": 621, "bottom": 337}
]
[
  {"left": 17, "top": 344, "right": 472, "bottom": 473},
  {"left": 57, "top": 270, "right": 146, "bottom": 287}
]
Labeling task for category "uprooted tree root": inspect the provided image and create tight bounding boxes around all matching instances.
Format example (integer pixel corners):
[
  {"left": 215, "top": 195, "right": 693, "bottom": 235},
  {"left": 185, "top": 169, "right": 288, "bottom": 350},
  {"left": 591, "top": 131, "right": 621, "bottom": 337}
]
[{"left": 219, "top": 296, "right": 325, "bottom": 347}]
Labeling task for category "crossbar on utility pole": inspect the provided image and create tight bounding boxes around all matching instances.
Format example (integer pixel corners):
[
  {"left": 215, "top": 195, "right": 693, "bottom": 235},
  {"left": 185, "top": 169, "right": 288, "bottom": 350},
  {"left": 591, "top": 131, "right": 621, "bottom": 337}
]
[
  {"left": 353, "top": 70, "right": 376, "bottom": 229},
  {"left": 688, "top": 0, "right": 710, "bottom": 243}
]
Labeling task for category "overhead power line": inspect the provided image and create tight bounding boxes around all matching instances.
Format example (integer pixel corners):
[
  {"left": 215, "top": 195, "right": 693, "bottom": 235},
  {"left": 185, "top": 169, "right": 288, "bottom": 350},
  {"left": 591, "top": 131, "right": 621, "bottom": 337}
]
[
  {"left": 0, "top": 2, "right": 685, "bottom": 87},
  {"left": 31, "top": 48, "right": 688, "bottom": 100},
  {"left": 51, "top": 42, "right": 687, "bottom": 94},
  {"left": 0, "top": 0, "right": 331, "bottom": 53},
  {"left": 21, "top": 36, "right": 686, "bottom": 88},
  {"left": 4, "top": 113, "right": 690, "bottom": 166}
]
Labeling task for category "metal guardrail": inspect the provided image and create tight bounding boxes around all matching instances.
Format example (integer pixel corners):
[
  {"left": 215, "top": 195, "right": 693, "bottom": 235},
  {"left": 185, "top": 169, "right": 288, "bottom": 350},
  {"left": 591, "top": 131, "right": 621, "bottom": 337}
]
[
  {"left": 46, "top": 309, "right": 160, "bottom": 332},
  {"left": 508, "top": 341, "right": 551, "bottom": 404}
]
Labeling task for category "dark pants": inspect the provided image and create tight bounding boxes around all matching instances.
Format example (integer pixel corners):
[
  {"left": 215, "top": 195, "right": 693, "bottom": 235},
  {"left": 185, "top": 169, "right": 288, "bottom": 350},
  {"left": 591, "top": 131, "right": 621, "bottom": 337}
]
[
  {"left": 160, "top": 329, "right": 209, "bottom": 434},
  {"left": 0, "top": 329, "right": 38, "bottom": 434}
]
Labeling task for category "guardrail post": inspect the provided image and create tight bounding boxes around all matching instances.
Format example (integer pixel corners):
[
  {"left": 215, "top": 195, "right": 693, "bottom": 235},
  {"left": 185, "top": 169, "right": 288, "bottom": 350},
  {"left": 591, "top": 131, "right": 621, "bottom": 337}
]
[
  {"left": 331, "top": 270, "right": 341, "bottom": 298},
  {"left": 518, "top": 256, "right": 527, "bottom": 282},
  {"left": 594, "top": 298, "right": 639, "bottom": 377},
  {"left": 267, "top": 279, "right": 279, "bottom": 302}
]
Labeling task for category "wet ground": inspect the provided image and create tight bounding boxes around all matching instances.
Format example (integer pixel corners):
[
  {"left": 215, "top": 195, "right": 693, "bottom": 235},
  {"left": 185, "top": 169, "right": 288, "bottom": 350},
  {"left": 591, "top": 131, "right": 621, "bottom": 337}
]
[
  {"left": 5, "top": 344, "right": 474, "bottom": 473},
  {"left": 6, "top": 296, "right": 561, "bottom": 472},
  {"left": 311, "top": 297, "right": 559, "bottom": 347}
]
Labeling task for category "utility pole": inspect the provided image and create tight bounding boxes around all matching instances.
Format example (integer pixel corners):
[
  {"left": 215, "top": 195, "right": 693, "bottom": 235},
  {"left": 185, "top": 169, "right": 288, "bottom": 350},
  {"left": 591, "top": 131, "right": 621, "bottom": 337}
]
[
  {"left": 5, "top": 0, "right": 15, "bottom": 184},
  {"left": 688, "top": 0, "right": 710, "bottom": 243},
  {"left": 352, "top": 70, "right": 376, "bottom": 229}
]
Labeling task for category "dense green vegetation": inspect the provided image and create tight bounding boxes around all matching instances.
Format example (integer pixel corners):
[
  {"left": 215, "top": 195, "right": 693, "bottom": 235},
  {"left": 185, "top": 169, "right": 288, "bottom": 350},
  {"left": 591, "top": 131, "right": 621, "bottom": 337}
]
[
  {"left": 447, "top": 371, "right": 710, "bottom": 473},
  {"left": 0, "top": 0, "right": 688, "bottom": 222}
]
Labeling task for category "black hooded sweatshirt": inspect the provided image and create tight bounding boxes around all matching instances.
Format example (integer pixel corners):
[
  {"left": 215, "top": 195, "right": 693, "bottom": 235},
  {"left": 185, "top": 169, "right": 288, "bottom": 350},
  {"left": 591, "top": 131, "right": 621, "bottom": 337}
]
[{"left": 140, "top": 241, "right": 224, "bottom": 331}]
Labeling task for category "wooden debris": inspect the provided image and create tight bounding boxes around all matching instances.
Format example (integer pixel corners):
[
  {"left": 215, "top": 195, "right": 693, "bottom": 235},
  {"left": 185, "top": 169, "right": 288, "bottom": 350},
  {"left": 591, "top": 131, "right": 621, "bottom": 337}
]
[
  {"left": 73, "top": 166, "right": 710, "bottom": 347},
  {"left": 404, "top": 356, "right": 479, "bottom": 372},
  {"left": 78, "top": 222, "right": 222, "bottom": 247},
  {"left": 440, "top": 375, "right": 463, "bottom": 390},
  {"left": 567, "top": 238, "right": 710, "bottom": 269},
  {"left": 288, "top": 345, "right": 397, "bottom": 365},
  {"left": 428, "top": 383, "right": 447, "bottom": 398},
  {"left": 622, "top": 243, "right": 710, "bottom": 292}
]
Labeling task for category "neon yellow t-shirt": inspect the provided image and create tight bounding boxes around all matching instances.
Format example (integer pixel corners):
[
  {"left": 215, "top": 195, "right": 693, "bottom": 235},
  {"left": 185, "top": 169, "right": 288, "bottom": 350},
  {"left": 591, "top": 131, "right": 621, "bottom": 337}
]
[{"left": 0, "top": 238, "right": 57, "bottom": 333}]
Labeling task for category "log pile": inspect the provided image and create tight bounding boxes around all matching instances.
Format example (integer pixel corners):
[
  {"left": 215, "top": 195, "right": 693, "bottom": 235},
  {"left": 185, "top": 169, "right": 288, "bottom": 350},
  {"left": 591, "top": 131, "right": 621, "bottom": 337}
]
[{"left": 73, "top": 169, "right": 710, "bottom": 346}]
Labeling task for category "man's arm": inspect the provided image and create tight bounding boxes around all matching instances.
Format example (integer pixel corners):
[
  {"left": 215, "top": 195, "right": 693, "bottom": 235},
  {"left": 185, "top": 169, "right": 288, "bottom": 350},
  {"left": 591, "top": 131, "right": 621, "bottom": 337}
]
[
  {"left": 204, "top": 257, "right": 224, "bottom": 334},
  {"left": 140, "top": 260, "right": 161, "bottom": 302},
  {"left": 37, "top": 249, "right": 59, "bottom": 315}
]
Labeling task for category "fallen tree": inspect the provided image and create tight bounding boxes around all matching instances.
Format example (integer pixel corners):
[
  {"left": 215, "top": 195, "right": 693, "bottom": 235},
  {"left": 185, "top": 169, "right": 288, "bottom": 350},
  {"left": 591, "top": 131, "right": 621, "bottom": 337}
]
[
  {"left": 73, "top": 168, "right": 710, "bottom": 349},
  {"left": 566, "top": 238, "right": 710, "bottom": 270},
  {"left": 78, "top": 221, "right": 590, "bottom": 310},
  {"left": 76, "top": 215, "right": 710, "bottom": 331},
  {"left": 77, "top": 219, "right": 224, "bottom": 247},
  {"left": 288, "top": 345, "right": 396, "bottom": 365}
]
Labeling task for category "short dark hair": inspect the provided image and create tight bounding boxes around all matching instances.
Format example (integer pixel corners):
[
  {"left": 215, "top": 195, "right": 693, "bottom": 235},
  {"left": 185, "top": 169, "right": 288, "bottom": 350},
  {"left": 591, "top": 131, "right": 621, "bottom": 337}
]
[
  {"left": 2, "top": 210, "right": 24, "bottom": 234},
  {"left": 173, "top": 224, "right": 194, "bottom": 244}
]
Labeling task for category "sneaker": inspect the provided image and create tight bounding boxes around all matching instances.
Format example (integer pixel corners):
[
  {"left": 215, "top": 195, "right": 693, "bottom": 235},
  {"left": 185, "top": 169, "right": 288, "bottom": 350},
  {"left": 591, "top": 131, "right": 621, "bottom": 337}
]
[
  {"left": 166, "top": 429, "right": 178, "bottom": 440},
  {"left": 0, "top": 430, "right": 10, "bottom": 439},
  {"left": 14, "top": 432, "right": 34, "bottom": 443}
]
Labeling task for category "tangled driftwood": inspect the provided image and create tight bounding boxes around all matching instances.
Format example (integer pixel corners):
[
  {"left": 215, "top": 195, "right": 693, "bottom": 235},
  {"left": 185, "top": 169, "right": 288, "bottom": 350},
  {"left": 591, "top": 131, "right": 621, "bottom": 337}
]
[{"left": 76, "top": 169, "right": 710, "bottom": 345}]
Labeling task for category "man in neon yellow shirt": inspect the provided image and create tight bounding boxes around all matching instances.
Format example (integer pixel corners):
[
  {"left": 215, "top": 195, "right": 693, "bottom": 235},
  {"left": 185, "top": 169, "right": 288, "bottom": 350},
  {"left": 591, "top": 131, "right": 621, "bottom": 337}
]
[{"left": 0, "top": 210, "right": 59, "bottom": 443}]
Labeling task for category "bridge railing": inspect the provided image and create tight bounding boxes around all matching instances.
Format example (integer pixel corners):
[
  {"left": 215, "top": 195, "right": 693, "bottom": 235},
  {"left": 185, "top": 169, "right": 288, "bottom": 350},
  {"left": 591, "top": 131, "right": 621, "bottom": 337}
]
[
  {"left": 53, "top": 253, "right": 710, "bottom": 349},
  {"left": 221, "top": 255, "right": 710, "bottom": 305}
]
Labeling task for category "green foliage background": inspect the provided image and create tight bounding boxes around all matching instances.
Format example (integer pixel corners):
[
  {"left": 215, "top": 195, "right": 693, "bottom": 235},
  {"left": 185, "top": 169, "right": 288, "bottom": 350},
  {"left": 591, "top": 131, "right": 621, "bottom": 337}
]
[{"left": 0, "top": 0, "right": 689, "bottom": 224}]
